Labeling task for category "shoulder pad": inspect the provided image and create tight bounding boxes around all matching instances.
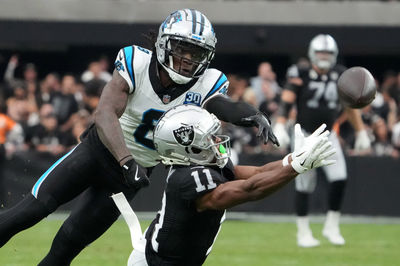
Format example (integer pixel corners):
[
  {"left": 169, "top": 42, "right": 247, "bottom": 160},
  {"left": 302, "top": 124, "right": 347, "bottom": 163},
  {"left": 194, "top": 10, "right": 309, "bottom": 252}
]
[
  {"left": 201, "top": 69, "right": 229, "bottom": 105},
  {"left": 114, "top": 45, "right": 152, "bottom": 94}
]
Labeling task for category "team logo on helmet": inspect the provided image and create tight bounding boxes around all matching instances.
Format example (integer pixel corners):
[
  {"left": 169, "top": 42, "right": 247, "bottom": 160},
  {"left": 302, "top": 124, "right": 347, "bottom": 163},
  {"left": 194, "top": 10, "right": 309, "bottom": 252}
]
[{"left": 173, "top": 125, "right": 195, "bottom": 146}]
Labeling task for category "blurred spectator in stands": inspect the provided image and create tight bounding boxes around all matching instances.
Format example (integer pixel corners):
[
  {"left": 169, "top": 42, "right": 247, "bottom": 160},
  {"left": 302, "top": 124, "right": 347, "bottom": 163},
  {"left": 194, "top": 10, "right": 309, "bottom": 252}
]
[
  {"left": 381, "top": 70, "right": 400, "bottom": 105},
  {"left": 51, "top": 74, "right": 79, "bottom": 132},
  {"left": 258, "top": 79, "right": 280, "bottom": 117},
  {"left": 227, "top": 74, "right": 248, "bottom": 101},
  {"left": 71, "top": 109, "right": 92, "bottom": 143},
  {"left": 371, "top": 116, "right": 399, "bottom": 158},
  {"left": 3, "top": 55, "right": 39, "bottom": 100},
  {"left": 0, "top": 99, "right": 24, "bottom": 204},
  {"left": 224, "top": 74, "right": 260, "bottom": 153},
  {"left": 81, "top": 57, "right": 112, "bottom": 84},
  {"left": 370, "top": 83, "right": 398, "bottom": 132},
  {"left": 82, "top": 79, "right": 104, "bottom": 114},
  {"left": 391, "top": 109, "right": 400, "bottom": 151},
  {"left": 0, "top": 99, "right": 24, "bottom": 158},
  {"left": 24, "top": 104, "right": 76, "bottom": 156},
  {"left": 37, "top": 72, "right": 61, "bottom": 107},
  {"left": 249, "top": 62, "right": 282, "bottom": 106},
  {"left": 6, "top": 81, "right": 36, "bottom": 128}
]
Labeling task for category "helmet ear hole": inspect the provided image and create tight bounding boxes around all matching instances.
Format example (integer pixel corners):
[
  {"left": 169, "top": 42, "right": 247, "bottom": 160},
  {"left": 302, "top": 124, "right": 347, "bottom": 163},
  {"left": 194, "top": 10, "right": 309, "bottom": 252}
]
[
  {"left": 191, "top": 147, "right": 202, "bottom": 154},
  {"left": 185, "top": 147, "right": 202, "bottom": 154}
]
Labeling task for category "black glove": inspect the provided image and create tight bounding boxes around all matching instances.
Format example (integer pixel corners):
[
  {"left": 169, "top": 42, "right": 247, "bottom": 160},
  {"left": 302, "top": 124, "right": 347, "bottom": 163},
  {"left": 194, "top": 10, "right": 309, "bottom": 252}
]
[
  {"left": 241, "top": 112, "right": 280, "bottom": 146},
  {"left": 121, "top": 159, "right": 150, "bottom": 189}
]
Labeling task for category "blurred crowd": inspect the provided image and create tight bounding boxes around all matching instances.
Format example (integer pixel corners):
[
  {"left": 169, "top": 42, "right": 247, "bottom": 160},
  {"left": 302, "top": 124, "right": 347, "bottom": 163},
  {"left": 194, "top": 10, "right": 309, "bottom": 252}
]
[
  {"left": 0, "top": 55, "right": 399, "bottom": 162},
  {"left": 0, "top": 54, "right": 111, "bottom": 160},
  {"left": 223, "top": 61, "right": 400, "bottom": 160}
]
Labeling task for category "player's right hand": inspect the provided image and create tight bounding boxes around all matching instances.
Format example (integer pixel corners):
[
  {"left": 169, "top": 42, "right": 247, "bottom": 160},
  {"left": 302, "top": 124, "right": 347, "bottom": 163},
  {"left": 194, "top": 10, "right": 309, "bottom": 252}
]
[
  {"left": 290, "top": 123, "right": 336, "bottom": 174},
  {"left": 272, "top": 123, "right": 290, "bottom": 149},
  {"left": 121, "top": 159, "right": 150, "bottom": 189}
]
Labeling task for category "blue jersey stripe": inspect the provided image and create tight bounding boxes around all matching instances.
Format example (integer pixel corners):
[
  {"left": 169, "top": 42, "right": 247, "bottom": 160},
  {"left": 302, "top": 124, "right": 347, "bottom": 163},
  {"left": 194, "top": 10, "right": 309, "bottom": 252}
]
[
  {"left": 124, "top": 46, "right": 135, "bottom": 90},
  {"left": 31, "top": 145, "right": 78, "bottom": 198},
  {"left": 204, "top": 73, "right": 228, "bottom": 101}
]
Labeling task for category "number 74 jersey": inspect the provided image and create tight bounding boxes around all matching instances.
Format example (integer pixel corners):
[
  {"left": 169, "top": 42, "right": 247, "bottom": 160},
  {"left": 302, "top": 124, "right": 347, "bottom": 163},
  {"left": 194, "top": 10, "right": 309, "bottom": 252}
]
[
  {"left": 115, "top": 45, "right": 229, "bottom": 167},
  {"left": 285, "top": 63, "right": 347, "bottom": 133}
]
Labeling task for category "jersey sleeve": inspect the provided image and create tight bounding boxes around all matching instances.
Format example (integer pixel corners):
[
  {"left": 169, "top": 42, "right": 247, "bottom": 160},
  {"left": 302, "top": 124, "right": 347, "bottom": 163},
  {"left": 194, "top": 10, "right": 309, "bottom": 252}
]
[
  {"left": 174, "top": 166, "right": 224, "bottom": 201},
  {"left": 201, "top": 71, "right": 229, "bottom": 107},
  {"left": 114, "top": 46, "right": 136, "bottom": 93}
]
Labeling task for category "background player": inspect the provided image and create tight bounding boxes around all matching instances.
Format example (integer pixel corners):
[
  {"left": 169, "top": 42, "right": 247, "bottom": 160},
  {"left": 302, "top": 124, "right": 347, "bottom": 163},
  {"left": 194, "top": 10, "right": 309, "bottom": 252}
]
[
  {"left": 126, "top": 104, "right": 336, "bottom": 266},
  {"left": 0, "top": 9, "right": 279, "bottom": 265},
  {"left": 273, "top": 34, "right": 371, "bottom": 247}
]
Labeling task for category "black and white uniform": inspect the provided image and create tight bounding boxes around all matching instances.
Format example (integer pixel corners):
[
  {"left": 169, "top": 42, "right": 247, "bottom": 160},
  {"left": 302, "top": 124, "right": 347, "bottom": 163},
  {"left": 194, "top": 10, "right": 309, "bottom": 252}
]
[
  {"left": 142, "top": 161, "right": 235, "bottom": 266},
  {"left": 0, "top": 45, "right": 229, "bottom": 265},
  {"left": 286, "top": 64, "right": 347, "bottom": 193}
]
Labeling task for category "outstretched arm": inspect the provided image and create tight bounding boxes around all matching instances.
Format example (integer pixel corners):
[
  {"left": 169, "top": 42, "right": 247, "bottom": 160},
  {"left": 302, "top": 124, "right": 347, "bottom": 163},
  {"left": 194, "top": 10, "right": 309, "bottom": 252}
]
[
  {"left": 233, "top": 161, "right": 284, "bottom": 180},
  {"left": 196, "top": 123, "right": 335, "bottom": 212},
  {"left": 196, "top": 164, "right": 297, "bottom": 211},
  {"left": 204, "top": 96, "right": 279, "bottom": 145}
]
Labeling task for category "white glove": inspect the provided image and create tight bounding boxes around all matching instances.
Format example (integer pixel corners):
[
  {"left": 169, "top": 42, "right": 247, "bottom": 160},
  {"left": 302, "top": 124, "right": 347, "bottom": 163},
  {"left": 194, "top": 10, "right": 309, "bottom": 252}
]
[
  {"left": 290, "top": 124, "right": 336, "bottom": 174},
  {"left": 354, "top": 129, "right": 371, "bottom": 152},
  {"left": 273, "top": 123, "right": 290, "bottom": 149}
]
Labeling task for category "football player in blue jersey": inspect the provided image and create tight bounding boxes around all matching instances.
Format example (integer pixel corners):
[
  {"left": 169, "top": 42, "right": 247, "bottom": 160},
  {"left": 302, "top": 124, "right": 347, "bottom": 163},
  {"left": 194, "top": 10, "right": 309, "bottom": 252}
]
[
  {"left": 273, "top": 34, "right": 371, "bottom": 247},
  {"left": 0, "top": 9, "right": 280, "bottom": 265},
  {"left": 120, "top": 104, "right": 336, "bottom": 266}
]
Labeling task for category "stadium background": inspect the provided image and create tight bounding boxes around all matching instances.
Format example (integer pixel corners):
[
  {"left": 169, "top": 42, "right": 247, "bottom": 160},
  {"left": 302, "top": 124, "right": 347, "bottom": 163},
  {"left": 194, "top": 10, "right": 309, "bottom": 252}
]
[
  {"left": 0, "top": 1, "right": 400, "bottom": 265},
  {"left": 1, "top": 0, "right": 399, "bottom": 215}
]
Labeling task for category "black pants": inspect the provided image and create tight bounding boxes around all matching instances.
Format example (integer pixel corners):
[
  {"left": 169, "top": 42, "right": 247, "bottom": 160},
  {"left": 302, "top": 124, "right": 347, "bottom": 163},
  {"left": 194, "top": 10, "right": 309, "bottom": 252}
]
[{"left": 0, "top": 137, "right": 149, "bottom": 265}]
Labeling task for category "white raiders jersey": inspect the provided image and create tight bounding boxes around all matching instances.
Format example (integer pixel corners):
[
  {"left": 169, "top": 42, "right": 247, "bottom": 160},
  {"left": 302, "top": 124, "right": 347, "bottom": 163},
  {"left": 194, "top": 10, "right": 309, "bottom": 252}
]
[{"left": 114, "top": 45, "right": 229, "bottom": 167}]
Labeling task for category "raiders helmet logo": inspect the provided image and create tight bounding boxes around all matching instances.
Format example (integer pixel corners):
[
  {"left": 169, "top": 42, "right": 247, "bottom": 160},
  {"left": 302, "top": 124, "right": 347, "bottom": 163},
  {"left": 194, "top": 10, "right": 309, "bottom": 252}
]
[{"left": 173, "top": 125, "right": 195, "bottom": 146}]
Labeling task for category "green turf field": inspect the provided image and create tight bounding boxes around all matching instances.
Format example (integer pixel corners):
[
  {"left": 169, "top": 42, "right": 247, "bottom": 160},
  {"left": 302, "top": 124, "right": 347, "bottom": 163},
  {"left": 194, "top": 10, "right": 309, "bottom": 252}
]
[{"left": 0, "top": 219, "right": 399, "bottom": 266}]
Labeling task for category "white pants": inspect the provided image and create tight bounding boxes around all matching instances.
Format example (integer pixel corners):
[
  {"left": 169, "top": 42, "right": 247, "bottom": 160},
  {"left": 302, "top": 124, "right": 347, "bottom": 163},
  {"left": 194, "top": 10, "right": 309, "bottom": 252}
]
[
  {"left": 294, "top": 131, "right": 347, "bottom": 193},
  {"left": 127, "top": 248, "right": 148, "bottom": 266}
]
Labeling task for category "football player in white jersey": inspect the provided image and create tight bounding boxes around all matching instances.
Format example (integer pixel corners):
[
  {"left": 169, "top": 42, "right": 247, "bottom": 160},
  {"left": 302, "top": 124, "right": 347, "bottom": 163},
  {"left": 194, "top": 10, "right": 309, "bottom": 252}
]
[
  {"left": 273, "top": 34, "right": 371, "bottom": 247},
  {"left": 0, "top": 9, "right": 279, "bottom": 265}
]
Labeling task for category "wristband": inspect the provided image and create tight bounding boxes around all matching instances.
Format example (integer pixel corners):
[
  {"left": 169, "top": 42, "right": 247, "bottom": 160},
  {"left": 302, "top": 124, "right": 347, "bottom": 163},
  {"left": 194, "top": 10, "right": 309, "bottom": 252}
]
[
  {"left": 119, "top": 155, "right": 133, "bottom": 164},
  {"left": 282, "top": 153, "right": 291, "bottom": 166}
]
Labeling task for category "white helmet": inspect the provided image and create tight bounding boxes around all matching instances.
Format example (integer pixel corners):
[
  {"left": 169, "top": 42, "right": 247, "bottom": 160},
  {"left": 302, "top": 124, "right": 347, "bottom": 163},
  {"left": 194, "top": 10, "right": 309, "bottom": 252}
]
[
  {"left": 155, "top": 9, "right": 217, "bottom": 84},
  {"left": 308, "top": 34, "right": 338, "bottom": 71},
  {"left": 153, "top": 105, "right": 230, "bottom": 168}
]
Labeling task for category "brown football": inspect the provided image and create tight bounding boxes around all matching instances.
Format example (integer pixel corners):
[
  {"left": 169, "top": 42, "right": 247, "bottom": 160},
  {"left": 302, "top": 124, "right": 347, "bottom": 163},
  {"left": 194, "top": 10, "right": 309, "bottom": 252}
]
[{"left": 337, "top": 67, "right": 376, "bottom": 109}]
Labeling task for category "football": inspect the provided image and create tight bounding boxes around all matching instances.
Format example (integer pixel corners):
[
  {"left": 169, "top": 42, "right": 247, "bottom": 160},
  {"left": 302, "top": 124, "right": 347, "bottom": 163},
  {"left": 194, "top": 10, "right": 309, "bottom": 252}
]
[{"left": 337, "top": 67, "right": 377, "bottom": 109}]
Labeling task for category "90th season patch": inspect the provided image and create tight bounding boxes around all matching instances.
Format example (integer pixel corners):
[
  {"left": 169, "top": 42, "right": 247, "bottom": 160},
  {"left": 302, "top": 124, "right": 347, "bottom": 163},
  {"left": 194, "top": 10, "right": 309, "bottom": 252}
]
[{"left": 173, "top": 125, "right": 195, "bottom": 146}]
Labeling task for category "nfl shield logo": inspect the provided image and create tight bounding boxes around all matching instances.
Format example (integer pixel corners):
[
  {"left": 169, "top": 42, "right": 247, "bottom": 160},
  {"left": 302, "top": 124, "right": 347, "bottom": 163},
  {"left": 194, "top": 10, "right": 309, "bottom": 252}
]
[
  {"left": 162, "top": 95, "right": 171, "bottom": 104},
  {"left": 173, "top": 126, "right": 195, "bottom": 146}
]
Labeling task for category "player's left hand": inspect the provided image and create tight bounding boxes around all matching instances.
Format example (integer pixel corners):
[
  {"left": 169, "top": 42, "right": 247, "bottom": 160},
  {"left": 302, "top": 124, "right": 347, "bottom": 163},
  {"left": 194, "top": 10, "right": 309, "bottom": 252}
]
[
  {"left": 354, "top": 129, "right": 371, "bottom": 152},
  {"left": 241, "top": 112, "right": 280, "bottom": 146}
]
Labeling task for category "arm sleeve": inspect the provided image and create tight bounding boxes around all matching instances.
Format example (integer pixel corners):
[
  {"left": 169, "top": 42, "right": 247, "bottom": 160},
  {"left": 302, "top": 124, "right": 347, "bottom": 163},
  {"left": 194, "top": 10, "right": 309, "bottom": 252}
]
[
  {"left": 204, "top": 95, "right": 259, "bottom": 126},
  {"left": 114, "top": 46, "right": 135, "bottom": 93}
]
